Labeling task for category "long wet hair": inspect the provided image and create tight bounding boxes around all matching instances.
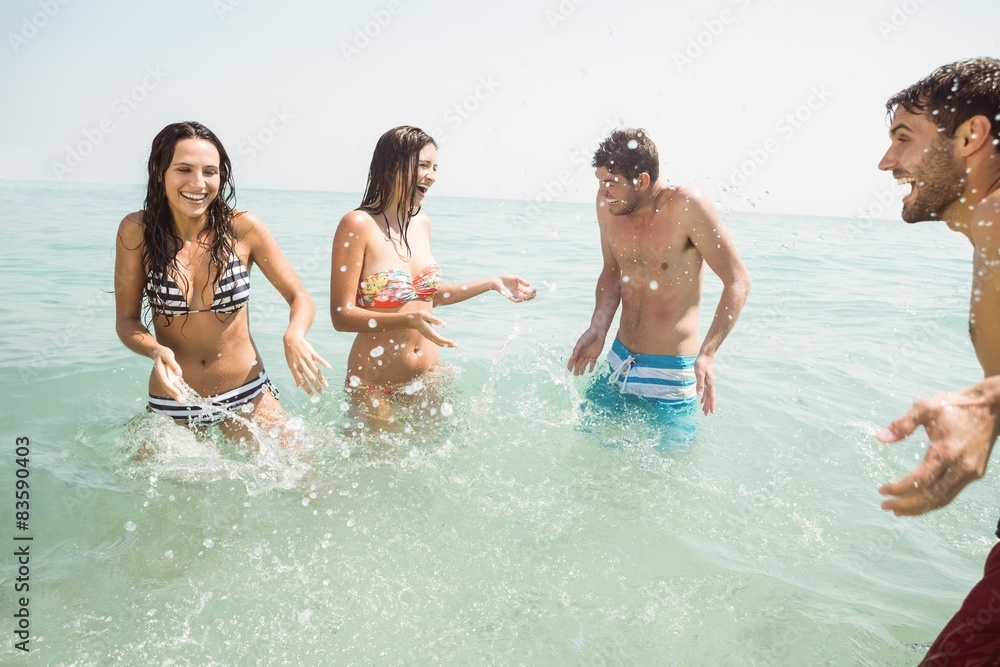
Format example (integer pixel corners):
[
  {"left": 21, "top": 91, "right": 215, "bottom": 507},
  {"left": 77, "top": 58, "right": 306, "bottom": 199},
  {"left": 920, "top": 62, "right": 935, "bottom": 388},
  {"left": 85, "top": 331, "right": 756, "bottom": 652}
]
[
  {"left": 886, "top": 57, "right": 1000, "bottom": 146},
  {"left": 357, "top": 126, "right": 437, "bottom": 257},
  {"left": 142, "top": 121, "right": 237, "bottom": 321}
]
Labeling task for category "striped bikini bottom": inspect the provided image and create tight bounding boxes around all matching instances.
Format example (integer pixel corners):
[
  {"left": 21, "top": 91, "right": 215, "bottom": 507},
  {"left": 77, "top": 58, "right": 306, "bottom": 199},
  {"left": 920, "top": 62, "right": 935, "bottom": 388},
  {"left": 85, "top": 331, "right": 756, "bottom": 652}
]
[{"left": 147, "top": 371, "right": 279, "bottom": 426}]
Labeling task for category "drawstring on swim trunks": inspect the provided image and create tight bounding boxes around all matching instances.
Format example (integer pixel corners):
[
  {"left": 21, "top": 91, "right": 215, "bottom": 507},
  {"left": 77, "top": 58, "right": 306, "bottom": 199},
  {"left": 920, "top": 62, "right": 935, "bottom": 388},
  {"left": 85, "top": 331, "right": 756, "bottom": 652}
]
[{"left": 608, "top": 353, "right": 636, "bottom": 390}]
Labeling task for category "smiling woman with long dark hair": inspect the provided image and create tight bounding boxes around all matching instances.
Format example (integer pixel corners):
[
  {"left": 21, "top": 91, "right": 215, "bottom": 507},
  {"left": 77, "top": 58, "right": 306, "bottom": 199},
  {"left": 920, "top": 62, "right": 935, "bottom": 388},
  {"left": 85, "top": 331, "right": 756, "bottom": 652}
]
[
  {"left": 114, "top": 121, "right": 329, "bottom": 446},
  {"left": 330, "top": 125, "right": 535, "bottom": 424}
]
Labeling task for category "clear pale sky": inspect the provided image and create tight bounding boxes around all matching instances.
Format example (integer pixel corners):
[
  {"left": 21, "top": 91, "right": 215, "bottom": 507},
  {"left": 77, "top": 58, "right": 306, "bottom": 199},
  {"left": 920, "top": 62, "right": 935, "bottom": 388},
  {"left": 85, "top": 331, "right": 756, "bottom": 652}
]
[{"left": 3, "top": 0, "right": 999, "bottom": 218}]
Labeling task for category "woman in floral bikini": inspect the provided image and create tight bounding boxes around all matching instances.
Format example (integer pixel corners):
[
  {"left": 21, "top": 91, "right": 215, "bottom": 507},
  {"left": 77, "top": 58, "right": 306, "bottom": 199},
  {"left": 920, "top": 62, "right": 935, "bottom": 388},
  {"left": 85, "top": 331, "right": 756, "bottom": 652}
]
[{"left": 329, "top": 126, "right": 535, "bottom": 424}]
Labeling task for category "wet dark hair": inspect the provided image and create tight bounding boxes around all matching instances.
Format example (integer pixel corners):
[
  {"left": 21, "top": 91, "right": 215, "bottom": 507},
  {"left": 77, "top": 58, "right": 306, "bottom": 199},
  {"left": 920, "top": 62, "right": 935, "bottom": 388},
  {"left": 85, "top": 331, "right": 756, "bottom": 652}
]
[
  {"left": 358, "top": 126, "right": 437, "bottom": 257},
  {"left": 592, "top": 128, "right": 659, "bottom": 183},
  {"left": 886, "top": 57, "right": 1000, "bottom": 146},
  {"left": 142, "top": 121, "right": 237, "bottom": 322}
]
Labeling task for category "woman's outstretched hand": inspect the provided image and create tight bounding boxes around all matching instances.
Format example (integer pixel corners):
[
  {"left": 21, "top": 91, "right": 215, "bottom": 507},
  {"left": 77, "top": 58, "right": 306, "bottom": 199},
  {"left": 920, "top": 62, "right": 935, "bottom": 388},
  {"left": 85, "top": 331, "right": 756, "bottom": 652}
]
[
  {"left": 493, "top": 275, "right": 536, "bottom": 303},
  {"left": 283, "top": 333, "right": 332, "bottom": 396}
]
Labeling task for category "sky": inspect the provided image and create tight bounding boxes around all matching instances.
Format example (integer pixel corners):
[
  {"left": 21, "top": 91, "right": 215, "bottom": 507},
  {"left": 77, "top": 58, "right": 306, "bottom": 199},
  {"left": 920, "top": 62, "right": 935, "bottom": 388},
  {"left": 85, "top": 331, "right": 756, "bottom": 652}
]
[{"left": 2, "top": 0, "right": 999, "bottom": 219}]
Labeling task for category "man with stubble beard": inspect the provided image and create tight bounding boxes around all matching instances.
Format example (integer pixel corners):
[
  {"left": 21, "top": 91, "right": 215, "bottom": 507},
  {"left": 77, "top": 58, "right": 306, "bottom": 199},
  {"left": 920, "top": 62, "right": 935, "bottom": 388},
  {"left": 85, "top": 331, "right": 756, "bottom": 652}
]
[{"left": 876, "top": 57, "right": 1000, "bottom": 666}]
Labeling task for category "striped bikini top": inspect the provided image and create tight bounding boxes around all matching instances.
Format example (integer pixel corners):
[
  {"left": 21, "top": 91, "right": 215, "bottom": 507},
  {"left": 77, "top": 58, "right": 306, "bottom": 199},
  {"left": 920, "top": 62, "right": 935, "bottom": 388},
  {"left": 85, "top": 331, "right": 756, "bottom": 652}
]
[
  {"left": 145, "top": 254, "right": 251, "bottom": 316},
  {"left": 357, "top": 263, "right": 441, "bottom": 309}
]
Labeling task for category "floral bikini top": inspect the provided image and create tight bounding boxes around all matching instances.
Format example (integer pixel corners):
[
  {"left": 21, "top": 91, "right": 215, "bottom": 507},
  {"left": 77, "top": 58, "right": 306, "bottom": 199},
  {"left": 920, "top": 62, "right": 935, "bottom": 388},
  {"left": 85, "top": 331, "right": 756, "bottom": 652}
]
[{"left": 357, "top": 263, "right": 442, "bottom": 309}]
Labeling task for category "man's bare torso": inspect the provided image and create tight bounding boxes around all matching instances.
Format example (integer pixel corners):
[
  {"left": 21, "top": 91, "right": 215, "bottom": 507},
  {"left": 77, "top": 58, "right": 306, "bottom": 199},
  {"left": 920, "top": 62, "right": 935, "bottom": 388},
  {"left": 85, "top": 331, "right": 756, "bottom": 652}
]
[
  {"left": 965, "top": 194, "right": 1000, "bottom": 376},
  {"left": 604, "top": 186, "right": 704, "bottom": 355}
]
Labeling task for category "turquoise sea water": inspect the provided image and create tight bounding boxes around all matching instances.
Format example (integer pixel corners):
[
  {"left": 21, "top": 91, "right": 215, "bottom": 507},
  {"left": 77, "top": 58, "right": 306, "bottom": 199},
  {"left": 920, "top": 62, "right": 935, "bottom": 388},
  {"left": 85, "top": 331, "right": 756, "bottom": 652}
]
[{"left": 1, "top": 181, "right": 998, "bottom": 665}]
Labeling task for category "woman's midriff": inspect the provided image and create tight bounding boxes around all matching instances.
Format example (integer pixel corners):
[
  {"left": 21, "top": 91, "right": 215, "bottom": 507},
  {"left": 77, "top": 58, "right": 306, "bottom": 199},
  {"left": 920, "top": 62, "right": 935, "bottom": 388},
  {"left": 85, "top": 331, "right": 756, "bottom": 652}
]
[
  {"left": 346, "top": 328, "right": 440, "bottom": 387},
  {"left": 148, "top": 313, "right": 263, "bottom": 397}
]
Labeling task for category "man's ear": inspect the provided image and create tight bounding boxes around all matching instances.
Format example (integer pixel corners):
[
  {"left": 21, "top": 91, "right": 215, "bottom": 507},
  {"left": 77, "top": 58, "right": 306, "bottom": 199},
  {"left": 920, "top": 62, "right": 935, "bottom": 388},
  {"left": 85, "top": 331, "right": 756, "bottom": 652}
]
[
  {"left": 957, "top": 115, "right": 994, "bottom": 156},
  {"left": 637, "top": 172, "right": 651, "bottom": 190}
]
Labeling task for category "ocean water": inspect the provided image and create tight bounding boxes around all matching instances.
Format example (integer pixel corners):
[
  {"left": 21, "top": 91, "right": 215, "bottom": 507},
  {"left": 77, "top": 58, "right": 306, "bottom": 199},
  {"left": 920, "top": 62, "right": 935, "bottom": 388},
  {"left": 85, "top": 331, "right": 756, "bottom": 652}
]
[{"left": 1, "top": 180, "right": 998, "bottom": 665}]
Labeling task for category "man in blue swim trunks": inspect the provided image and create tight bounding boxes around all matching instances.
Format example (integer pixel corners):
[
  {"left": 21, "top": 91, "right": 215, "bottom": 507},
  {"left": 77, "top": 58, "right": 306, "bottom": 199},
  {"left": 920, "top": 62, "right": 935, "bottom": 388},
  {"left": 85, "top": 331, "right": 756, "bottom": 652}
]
[{"left": 568, "top": 128, "right": 751, "bottom": 415}]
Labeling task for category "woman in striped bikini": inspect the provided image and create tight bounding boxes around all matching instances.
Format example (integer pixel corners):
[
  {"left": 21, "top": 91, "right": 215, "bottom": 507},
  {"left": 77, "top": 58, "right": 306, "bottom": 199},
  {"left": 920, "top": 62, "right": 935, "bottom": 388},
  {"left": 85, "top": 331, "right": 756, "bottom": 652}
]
[
  {"left": 330, "top": 126, "right": 535, "bottom": 424},
  {"left": 114, "top": 121, "right": 329, "bottom": 446}
]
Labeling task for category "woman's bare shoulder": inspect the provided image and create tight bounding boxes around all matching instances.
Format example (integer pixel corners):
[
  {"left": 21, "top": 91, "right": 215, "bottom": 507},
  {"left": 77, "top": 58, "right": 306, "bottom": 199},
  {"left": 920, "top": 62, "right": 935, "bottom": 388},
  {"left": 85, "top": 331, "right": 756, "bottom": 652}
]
[{"left": 116, "top": 211, "right": 146, "bottom": 245}]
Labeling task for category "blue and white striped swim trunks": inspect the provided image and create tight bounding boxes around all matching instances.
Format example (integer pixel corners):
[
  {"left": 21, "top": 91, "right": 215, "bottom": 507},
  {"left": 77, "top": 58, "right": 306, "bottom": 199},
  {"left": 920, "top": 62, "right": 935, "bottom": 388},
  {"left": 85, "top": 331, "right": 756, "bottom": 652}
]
[{"left": 606, "top": 338, "right": 697, "bottom": 406}]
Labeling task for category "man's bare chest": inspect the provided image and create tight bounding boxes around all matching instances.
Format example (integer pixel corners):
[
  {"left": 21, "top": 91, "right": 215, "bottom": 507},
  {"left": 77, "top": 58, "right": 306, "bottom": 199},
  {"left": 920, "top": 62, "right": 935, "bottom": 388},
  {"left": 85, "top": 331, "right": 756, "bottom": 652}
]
[{"left": 608, "top": 222, "right": 691, "bottom": 269}]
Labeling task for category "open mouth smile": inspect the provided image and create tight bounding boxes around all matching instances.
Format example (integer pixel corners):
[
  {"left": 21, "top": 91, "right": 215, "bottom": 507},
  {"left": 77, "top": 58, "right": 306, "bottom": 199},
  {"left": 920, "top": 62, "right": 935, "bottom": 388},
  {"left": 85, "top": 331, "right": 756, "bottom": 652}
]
[{"left": 894, "top": 174, "right": 916, "bottom": 202}]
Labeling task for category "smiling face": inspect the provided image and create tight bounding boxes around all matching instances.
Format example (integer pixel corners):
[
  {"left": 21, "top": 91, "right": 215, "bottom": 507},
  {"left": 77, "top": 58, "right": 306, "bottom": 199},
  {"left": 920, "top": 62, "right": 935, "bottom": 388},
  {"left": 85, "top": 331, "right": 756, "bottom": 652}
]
[
  {"left": 412, "top": 142, "right": 437, "bottom": 206},
  {"left": 163, "top": 138, "right": 221, "bottom": 223},
  {"left": 596, "top": 166, "right": 641, "bottom": 216},
  {"left": 879, "top": 107, "right": 966, "bottom": 223}
]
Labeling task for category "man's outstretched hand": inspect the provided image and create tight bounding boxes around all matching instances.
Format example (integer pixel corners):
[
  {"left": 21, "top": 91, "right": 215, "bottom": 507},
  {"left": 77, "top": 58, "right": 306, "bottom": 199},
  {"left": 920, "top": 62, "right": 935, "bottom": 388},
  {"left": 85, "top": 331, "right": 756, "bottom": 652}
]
[{"left": 878, "top": 380, "right": 1000, "bottom": 516}]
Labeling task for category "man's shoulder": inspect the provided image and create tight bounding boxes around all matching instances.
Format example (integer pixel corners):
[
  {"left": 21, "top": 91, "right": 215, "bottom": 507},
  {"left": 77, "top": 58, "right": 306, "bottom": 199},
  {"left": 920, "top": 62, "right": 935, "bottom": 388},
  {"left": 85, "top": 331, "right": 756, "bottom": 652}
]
[
  {"left": 969, "top": 193, "right": 1000, "bottom": 248},
  {"left": 660, "top": 184, "right": 719, "bottom": 225},
  {"left": 977, "top": 192, "right": 1000, "bottom": 220}
]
